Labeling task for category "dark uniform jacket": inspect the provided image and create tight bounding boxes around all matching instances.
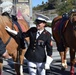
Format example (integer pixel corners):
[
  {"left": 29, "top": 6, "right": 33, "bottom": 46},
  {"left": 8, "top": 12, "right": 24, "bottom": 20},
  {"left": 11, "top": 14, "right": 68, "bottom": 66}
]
[{"left": 22, "top": 27, "right": 52, "bottom": 63}]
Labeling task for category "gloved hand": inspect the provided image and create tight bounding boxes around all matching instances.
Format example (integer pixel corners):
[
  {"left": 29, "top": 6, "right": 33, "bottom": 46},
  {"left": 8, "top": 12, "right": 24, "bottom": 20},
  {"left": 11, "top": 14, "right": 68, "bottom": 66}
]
[
  {"left": 5, "top": 26, "right": 18, "bottom": 35},
  {"left": 45, "top": 63, "right": 50, "bottom": 69},
  {"left": 5, "top": 26, "right": 11, "bottom": 32},
  {"left": 45, "top": 56, "right": 53, "bottom": 69}
]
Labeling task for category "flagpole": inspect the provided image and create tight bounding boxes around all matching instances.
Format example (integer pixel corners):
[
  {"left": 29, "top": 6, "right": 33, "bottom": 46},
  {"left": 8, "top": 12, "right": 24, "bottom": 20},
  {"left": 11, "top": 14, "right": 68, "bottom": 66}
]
[{"left": 0, "top": 0, "right": 2, "bottom": 14}]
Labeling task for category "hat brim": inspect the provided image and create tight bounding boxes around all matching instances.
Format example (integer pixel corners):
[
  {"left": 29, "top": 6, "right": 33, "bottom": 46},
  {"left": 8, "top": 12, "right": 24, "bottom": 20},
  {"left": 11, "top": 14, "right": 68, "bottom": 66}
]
[
  {"left": 34, "top": 19, "right": 46, "bottom": 24},
  {"left": 33, "top": 19, "right": 52, "bottom": 27}
]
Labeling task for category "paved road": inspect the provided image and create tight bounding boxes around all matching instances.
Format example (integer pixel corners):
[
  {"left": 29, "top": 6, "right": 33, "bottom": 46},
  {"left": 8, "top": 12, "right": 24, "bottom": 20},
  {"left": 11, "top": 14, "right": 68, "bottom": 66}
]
[{"left": 2, "top": 41, "right": 75, "bottom": 75}]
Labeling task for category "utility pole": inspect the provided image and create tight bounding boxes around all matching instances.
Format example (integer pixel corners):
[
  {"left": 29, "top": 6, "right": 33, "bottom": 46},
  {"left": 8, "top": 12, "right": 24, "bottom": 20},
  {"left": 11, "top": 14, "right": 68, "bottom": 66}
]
[
  {"left": 75, "top": 0, "right": 76, "bottom": 8},
  {"left": 13, "top": 0, "right": 17, "bottom": 5},
  {"left": 29, "top": 0, "right": 32, "bottom": 26},
  {"left": 0, "top": 0, "right": 1, "bottom": 3},
  {"left": 0, "top": 0, "right": 2, "bottom": 14}
]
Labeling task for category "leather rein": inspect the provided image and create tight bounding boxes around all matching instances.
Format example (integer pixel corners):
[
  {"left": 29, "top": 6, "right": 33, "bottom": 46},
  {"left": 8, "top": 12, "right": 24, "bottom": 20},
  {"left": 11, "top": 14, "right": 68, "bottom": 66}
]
[{"left": 5, "top": 20, "right": 14, "bottom": 47}]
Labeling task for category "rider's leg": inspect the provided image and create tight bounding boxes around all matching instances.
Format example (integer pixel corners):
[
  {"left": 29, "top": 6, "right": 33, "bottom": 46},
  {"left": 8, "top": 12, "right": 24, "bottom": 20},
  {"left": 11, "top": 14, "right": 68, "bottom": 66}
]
[
  {"left": 2, "top": 50, "right": 11, "bottom": 59},
  {"left": 0, "top": 38, "right": 11, "bottom": 59}
]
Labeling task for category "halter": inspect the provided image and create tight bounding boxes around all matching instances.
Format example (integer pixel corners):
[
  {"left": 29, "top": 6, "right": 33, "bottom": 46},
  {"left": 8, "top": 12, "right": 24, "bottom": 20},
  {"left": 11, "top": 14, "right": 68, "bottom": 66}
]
[{"left": 69, "top": 12, "right": 76, "bottom": 30}]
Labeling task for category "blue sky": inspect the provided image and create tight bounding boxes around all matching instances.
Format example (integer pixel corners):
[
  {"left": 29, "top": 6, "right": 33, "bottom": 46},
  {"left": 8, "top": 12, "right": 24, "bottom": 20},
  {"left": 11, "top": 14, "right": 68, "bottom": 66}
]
[{"left": 32, "top": 0, "right": 47, "bottom": 7}]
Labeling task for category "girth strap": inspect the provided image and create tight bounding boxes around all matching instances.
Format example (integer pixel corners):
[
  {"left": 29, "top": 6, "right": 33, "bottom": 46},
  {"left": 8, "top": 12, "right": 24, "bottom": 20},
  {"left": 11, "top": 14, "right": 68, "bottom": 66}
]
[{"left": 5, "top": 37, "right": 11, "bottom": 46}]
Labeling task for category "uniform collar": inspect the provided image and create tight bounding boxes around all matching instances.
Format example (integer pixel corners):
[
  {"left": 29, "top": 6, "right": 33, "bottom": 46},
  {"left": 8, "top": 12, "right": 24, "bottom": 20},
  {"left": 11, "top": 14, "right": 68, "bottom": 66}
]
[{"left": 37, "top": 29, "right": 44, "bottom": 34}]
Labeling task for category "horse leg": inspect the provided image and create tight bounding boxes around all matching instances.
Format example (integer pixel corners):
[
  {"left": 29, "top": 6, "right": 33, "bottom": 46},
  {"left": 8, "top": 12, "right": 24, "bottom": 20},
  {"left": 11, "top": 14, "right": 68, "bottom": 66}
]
[
  {"left": 59, "top": 51, "right": 65, "bottom": 69},
  {"left": 59, "top": 51, "right": 64, "bottom": 63},
  {"left": 64, "top": 47, "right": 68, "bottom": 68},
  {"left": 12, "top": 50, "right": 21, "bottom": 75},
  {"left": 59, "top": 47, "right": 68, "bottom": 69},
  {"left": 57, "top": 42, "right": 68, "bottom": 69},
  {"left": 0, "top": 59, "right": 3, "bottom": 75},
  {"left": 19, "top": 49, "right": 26, "bottom": 75},
  {"left": 13, "top": 49, "right": 26, "bottom": 75},
  {"left": 70, "top": 48, "right": 75, "bottom": 75}
]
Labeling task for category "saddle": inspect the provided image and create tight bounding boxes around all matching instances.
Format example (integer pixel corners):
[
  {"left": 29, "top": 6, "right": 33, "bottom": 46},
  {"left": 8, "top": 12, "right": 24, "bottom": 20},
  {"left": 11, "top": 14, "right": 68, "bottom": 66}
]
[
  {"left": 53, "top": 16, "right": 69, "bottom": 46},
  {"left": 54, "top": 17, "right": 69, "bottom": 36}
]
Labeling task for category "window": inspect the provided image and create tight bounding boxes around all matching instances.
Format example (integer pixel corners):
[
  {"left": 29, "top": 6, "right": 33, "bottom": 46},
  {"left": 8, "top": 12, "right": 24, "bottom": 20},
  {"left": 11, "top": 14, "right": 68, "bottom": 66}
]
[{"left": 18, "top": 0, "right": 28, "bottom": 2}]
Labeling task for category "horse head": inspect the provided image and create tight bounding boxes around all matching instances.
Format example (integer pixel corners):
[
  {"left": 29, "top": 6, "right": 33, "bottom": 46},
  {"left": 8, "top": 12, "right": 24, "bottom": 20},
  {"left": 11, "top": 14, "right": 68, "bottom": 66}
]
[
  {"left": 70, "top": 12, "right": 76, "bottom": 23},
  {"left": 69, "top": 11, "right": 76, "bottom": 30}
]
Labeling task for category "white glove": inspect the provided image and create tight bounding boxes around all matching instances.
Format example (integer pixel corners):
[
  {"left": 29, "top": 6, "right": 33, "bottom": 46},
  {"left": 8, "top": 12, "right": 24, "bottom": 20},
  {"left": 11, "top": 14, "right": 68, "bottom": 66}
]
[
  {"left": 45, "top": 56, "right": 53, "bottom": 69},
  {"left": 5, "top": 26, "right": 11, "bottom": 32},
  {"left": 5, "top": 26, "right": 18, "bottom": 35},
  {"left": 45, "top": 63, "right": 50, "bottom": 69}
]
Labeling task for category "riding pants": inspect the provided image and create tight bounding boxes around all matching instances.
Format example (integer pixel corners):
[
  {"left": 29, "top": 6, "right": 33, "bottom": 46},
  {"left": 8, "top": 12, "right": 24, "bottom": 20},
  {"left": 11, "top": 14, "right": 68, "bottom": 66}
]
[{"left": 27, "top": 60, "right": 45, "bottom": 75}]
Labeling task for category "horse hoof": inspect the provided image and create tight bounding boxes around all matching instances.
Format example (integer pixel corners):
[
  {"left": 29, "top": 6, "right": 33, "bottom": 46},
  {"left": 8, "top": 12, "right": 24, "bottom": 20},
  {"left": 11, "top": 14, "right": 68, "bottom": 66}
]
[
  {"left": 61, "top": 63, "right": 68, "bottom": 69},
  {"left": 64, "top": 64, "right": 68, "bottom": 68}
]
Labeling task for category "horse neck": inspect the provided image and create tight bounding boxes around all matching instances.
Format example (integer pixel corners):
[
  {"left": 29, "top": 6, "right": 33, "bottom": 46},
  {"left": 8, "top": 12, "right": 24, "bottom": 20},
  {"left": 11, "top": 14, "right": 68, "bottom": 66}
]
[{"left": 0, "top": 16, "right": 12, "bottom": 44}]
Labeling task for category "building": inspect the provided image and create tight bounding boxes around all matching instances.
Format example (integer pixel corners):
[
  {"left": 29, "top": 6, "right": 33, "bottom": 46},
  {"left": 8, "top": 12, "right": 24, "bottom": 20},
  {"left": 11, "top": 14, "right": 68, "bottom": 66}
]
[{"left": 0, "top": 0, "right": 32, "bottom": 24}]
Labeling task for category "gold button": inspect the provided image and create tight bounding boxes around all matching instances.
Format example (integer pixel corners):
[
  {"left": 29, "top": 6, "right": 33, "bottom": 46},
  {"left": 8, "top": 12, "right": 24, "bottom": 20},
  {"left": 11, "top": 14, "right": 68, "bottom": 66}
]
[
  {"left": 34, "top": 44, "right": 36, "bottom": 45},
  {"left": 34, "top": 47, "right": 36, "bottom": 49},
  {"left": 33, "top": 50, "right": 35, "bottom": 52}
]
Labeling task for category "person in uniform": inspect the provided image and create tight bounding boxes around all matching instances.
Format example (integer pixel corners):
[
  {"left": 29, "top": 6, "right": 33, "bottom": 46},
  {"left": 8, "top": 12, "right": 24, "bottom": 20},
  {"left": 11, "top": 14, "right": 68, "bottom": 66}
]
[{"left": 5, "top": 16, "right": 53, "bottom": 75}]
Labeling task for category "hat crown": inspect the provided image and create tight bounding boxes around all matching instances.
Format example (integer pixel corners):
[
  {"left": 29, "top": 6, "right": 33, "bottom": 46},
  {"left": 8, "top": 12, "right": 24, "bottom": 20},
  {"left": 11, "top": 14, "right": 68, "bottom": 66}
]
[
  {"left": 35, "top": 13, "right": 52, "bottom": 23},
  {"left": 37, "top": 17, "right": 47, "bottom": 22},
  {"left": 36, "top": 13, "right": 50, "bottom": 22}
]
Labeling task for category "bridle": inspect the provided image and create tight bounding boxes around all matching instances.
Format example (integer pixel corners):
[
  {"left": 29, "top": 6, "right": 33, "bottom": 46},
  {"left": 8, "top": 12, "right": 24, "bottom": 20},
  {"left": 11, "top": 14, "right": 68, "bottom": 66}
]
[
  {"left": 70, "top": 13, "right": 76, "bottom": 23},
  {"left": 70, "top": 13, "right": 76, "bottom": 30},
  {"left": 5, "top": 18, "right": 14, "bottom": 47}
]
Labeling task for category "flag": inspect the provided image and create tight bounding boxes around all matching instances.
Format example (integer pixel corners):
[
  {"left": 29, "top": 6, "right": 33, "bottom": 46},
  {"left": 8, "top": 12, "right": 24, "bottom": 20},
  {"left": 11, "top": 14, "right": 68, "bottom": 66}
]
[{"left": 17, "top": 9, "right": 24, "bottom": 19}]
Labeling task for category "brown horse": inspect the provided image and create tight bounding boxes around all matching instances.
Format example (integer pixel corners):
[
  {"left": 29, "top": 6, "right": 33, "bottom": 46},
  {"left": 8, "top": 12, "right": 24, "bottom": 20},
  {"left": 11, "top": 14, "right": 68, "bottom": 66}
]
[
  {"left": 51, "top": 15, "right": 69, "bottom": 69},
  {"left": 51, "top": 12, "right": 76, "bottom": 75},
  {"left": 0, "top": 15, "right": 29, "bottom": 75}
]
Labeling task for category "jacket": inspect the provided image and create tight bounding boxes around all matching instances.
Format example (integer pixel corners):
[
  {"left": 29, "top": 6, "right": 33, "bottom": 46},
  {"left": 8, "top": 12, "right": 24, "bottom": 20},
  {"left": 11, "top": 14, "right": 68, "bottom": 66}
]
[{"left": 22, "top": 27, "right": 52, "bottom": 62}]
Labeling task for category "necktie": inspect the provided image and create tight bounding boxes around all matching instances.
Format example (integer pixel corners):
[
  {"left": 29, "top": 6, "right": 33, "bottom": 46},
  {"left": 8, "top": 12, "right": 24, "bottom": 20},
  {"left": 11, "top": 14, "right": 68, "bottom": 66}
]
[{"left": 36, "top": 31, "right": 40, "bottom": 39}]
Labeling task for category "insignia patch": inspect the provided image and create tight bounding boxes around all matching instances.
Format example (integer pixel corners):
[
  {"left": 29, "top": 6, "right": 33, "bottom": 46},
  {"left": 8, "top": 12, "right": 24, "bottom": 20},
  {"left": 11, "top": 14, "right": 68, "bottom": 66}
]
[{"left": 38, "top": 40, "right": 44, "bottom": 46}]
